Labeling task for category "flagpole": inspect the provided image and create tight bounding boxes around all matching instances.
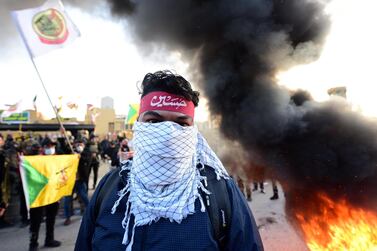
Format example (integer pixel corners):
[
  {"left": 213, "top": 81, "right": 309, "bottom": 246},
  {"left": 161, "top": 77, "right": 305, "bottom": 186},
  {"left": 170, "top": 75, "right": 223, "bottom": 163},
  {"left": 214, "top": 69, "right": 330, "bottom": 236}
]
[
  {"left": 29, "top": 57, "right": 74, "bottom": 153},
  {"left": 10, "top": 2, "right": 79, "bottom": 154}
]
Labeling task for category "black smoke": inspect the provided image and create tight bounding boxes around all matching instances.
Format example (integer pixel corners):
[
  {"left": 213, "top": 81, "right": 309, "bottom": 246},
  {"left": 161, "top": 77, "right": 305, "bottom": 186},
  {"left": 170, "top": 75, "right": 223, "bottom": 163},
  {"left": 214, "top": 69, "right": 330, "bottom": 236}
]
[{"left": 108, "top": 0, "right": 377, "bottom": 210}]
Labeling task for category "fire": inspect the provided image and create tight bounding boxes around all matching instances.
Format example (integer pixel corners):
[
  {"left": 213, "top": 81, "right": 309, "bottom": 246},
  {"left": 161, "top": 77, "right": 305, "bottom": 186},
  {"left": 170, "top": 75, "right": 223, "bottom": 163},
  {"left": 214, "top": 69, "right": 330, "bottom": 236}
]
[{"left": 295, "top": 193, "right": 377, "bottom": 251}]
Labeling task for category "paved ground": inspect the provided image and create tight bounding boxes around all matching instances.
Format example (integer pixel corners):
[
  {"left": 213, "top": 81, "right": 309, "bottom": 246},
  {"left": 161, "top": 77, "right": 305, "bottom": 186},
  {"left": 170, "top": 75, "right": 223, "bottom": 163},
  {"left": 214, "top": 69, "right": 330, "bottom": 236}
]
[
  {"left": 250, "top": 183, "right": 309, "bottom": 251},
  {"left": 0, "top": 162, "right": 309, "bottom": 251}
]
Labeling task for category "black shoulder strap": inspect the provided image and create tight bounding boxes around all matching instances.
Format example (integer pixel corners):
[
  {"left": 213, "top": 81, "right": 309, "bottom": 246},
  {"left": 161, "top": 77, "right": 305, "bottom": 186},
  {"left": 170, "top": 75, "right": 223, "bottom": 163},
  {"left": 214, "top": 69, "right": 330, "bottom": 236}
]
[
  {"left": 198, "top": 165, "right": 232, "bottom": 250},
  {"left": 94, "top": 169, "right": 121, "bottom": 220}
]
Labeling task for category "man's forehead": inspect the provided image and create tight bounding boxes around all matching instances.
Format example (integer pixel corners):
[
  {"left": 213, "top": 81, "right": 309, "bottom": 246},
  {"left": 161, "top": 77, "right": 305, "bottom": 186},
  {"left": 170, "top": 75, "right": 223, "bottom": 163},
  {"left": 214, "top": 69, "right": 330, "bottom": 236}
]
[{"left": 141, "top": 110, "right": 192, "bottom": 119}]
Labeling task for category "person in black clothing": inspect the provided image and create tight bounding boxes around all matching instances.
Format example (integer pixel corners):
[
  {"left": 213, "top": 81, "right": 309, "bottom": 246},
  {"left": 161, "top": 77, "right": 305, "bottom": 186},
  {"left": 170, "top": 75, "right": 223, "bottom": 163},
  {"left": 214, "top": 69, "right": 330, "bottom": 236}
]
[
  {"left": 270, "top": 180, "right": 279, "bottom": 200},
  {"left": 29, "top": 203, "right": 60, "bottom": 250},
  {"left": 56, "top": 137, "right": 72, "bottom": 154},
  {"left": 19, "top": 140, "right": 42, "bottom": 228},
  {"left": 253, "top": 181, "right": 265, "bottom": 193},
  {"left": 236, "top": 176, "right": 252, "bottom": 202},
  {"left": 118, "top": 138, "right": 133, "bottom": 162},
  {"left": 99, "top": 136, "right": 110, "bottom": 163},
  {"left": 0, "top": 134, "right": 19, "bottom": 229},
  {"left": 104, "top": 141, "right": 120, "bottom": 170},
  {"left": 28, "top": 138, "right": 61, "bottom": 251},
  {"left": 64, "top": 140, "right": 90, "bottom": 226},
  {"left": 87, "top": 136, "right": 100, "bottom": 189},
  {"left": 0, "top": 134, "right": 6, "bottom": 219}
]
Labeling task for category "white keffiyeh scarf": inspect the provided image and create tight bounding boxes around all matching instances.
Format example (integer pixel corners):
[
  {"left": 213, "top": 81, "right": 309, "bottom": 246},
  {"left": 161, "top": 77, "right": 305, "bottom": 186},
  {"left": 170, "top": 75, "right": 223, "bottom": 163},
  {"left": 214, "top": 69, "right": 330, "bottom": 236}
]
[{"left": 111, "top": 121, "right": 229, "bottom": 251}]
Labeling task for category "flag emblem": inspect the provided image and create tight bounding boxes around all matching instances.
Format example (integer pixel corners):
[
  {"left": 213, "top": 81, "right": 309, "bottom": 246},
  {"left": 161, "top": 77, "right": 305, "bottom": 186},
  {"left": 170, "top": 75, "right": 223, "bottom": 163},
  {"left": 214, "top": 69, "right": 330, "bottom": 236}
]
[
  {"left": 11, "top": 0, "right": 80, "bottom": 58},
  {"left": 56, "top": 165, "right": 69, "bottom": 189},
  {"left": 32, "top": 8, "right": 68, "bottom": 45}
]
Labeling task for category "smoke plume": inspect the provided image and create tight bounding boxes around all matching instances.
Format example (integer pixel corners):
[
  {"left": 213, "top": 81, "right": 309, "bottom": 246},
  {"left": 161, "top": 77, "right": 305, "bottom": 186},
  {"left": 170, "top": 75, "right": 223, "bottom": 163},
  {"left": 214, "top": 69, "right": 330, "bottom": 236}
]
[{"left": 108, "top": 0, "right": 377, "bottom": 211}]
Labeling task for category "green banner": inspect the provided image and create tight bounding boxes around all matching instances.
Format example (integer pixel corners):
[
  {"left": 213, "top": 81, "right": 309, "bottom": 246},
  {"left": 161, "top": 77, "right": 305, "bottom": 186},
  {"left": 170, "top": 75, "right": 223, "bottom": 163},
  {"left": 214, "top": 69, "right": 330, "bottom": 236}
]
[{"left": 1, "top": 111, "right": 30, "bottom": 123}]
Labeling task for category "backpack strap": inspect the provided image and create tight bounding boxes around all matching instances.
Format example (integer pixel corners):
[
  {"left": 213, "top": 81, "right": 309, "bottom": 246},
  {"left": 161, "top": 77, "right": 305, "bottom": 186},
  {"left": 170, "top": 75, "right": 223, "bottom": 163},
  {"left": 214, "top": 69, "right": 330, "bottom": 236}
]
[
  {"left": 94, "top": 169, "right": 122, "bottom": 220},
  {"left": 198, "top": 165, "right": 232, "bottom": 250}
]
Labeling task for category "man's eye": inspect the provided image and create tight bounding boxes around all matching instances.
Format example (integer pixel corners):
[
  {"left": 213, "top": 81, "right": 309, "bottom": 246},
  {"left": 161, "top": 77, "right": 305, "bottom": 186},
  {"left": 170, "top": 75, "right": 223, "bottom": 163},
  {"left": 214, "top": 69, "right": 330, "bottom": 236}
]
[
  {"left": 146, "top": 119, "right": 161, "bottom": 123},
  {"left": 178, "top": 122, "right": 190, "bottom": 127}
]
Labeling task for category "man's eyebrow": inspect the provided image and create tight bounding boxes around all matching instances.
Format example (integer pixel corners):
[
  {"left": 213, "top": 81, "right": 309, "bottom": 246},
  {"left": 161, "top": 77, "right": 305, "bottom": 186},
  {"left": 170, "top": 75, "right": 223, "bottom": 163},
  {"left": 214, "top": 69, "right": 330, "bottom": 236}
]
[
  {"left": 176, "top": 115, "right": 192, "bottom": 120},
  {"left": 143, "top": 111, "right": 164, "bottom": 119}
]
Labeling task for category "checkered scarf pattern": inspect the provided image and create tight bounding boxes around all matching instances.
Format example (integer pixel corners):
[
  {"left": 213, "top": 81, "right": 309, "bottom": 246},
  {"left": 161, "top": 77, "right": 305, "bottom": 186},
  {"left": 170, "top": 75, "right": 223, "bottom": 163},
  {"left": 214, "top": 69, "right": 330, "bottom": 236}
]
[{"left": 111, "top": 121, "right": 229, "bottom": 251}]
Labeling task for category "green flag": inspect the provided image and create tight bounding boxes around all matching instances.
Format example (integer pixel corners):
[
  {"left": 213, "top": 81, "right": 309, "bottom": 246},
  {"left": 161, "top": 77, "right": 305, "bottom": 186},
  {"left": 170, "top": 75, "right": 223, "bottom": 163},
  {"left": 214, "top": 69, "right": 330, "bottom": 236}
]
[
  {"left": 126, "top": 104, "right": 139, "bottom": 124},
  {"left": 22, "top": 158, "right": 49, "bottom": 206}
]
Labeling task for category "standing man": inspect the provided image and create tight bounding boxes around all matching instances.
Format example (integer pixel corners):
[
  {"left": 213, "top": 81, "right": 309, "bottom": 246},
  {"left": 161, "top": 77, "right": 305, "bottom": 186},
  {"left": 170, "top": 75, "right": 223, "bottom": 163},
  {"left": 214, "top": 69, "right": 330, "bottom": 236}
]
[
  {"left": 99, "top": 135, "right": 110, "bottom": 163},
  {"left": 0, "top": 134, "right": 18, "bottom": 229},
  {"left": 118, "top": 138, "right": 133, "bottom": 162},
  {"left": 270, "top": 180, "right": 279, "bottom": 200},
  {"left": 0, "top": 134, "right": 6, "bottom": 219},
  {"left": 28, "top": 138, "right": 61, "bottom": 251},
  {"left": 104, "top": 140, "right": 120, "bottom": 171},
  {"left": 87, "top": 135, "right": 100, "bottom": 190},
  {"left": 64, "top": 139, "right": 90, "bottom": 225},
  {"left": 75, "top": 71, "right": 264, "bottom": 251}
]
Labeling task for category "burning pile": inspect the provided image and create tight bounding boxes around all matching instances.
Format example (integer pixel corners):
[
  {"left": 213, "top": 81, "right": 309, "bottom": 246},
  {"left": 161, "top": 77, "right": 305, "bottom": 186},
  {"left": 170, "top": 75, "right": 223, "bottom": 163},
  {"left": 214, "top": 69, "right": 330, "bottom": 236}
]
[
  {"left": 107, "top": 0, "right": 377, "bottom": 249},
  {"left": 295, "top": 193, "right": 377, "bottom": 250}
]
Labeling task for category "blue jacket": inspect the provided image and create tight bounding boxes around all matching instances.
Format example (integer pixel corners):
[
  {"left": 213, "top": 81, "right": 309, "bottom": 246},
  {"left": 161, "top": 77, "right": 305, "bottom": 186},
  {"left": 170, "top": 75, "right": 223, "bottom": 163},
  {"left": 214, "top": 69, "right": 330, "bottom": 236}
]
[{"left": 75, "top": 169, "right": 264, "bottom": 251}]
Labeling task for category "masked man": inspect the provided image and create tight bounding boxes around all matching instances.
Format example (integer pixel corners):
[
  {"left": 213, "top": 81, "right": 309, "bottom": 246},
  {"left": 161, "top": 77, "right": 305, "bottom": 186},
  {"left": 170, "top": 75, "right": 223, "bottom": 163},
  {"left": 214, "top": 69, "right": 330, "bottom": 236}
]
[
  {"left": 75, "top": 71, "right": 264, "bottom": 251},
  {"left": 28, "top": 138, "right": 61, "bottom": 251}
]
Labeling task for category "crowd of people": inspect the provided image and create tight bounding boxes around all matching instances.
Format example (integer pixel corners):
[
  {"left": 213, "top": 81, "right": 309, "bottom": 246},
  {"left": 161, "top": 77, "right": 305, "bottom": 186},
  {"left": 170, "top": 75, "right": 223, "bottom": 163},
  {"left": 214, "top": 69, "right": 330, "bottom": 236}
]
[
  {"left": 1, "top": 71, "right": 270, "bottom": 251},
  {"left": 0, "top": 131, "right": 133, "bottom": 250},
  {"left": 0, "top": 129, "right": 276, "bottom": 250},
  {"left": 236, "top": 178, "right": 280, "bottom": 202}
]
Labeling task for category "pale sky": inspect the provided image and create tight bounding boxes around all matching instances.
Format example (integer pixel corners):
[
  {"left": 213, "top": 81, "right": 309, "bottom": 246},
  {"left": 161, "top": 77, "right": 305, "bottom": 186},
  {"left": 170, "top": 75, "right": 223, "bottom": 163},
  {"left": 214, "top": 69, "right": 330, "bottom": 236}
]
[
  {"left": 278, "top": 0, "right": 377, "bottom": 117},
  {"left": 1, "top": 0, "right": 377, "bottom": 120},
  {"left": 0, "top": 3, "right": 195, "bottom": 120}
]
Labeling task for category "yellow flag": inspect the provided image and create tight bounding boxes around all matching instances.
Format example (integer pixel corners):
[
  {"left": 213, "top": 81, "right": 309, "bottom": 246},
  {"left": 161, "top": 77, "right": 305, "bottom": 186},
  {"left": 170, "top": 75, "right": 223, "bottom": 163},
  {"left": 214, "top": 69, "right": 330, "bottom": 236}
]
[
  {"left": 20, "top": 154, "right": 79, "bottom": 208},
  {"left": 126, "top": 104, "right": 140, "bottom": 125}
]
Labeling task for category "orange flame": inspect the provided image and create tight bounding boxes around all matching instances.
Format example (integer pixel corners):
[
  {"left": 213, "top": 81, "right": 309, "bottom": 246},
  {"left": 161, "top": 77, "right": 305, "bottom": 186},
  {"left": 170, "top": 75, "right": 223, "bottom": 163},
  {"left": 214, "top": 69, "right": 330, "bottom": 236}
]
[{"left": 295, "top": 193, "right": 377, "bottom": 251}]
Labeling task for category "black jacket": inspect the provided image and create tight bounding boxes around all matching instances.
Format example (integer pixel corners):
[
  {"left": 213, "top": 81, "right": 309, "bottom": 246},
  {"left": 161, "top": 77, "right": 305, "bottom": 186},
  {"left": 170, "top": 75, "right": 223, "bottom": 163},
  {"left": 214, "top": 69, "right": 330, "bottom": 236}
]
[{"left": 77, "top": 148, "right": 92, "bottom": 182}]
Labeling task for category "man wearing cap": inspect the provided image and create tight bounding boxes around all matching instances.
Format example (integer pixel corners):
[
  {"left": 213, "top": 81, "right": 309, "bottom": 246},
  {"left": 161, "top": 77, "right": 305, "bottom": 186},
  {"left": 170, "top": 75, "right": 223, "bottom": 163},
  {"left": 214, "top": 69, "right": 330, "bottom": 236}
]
[{"left": 75, "top": 71, "right": 264, "bottom": 251}]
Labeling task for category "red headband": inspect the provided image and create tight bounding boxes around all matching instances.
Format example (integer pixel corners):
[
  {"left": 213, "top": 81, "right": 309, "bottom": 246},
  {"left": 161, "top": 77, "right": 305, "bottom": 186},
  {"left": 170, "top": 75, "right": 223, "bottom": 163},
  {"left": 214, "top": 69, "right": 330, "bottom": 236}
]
[{"left": 139, "top": 91, "right": 195, "bottom": 118}]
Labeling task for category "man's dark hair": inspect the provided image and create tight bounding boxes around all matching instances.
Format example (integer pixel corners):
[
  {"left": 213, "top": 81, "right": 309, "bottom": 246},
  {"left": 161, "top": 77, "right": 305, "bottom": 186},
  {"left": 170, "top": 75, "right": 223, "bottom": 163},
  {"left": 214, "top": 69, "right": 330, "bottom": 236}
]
[
  {"left": 41, "top": 137, "right": 56, "bottom": 147},
  {"left": 74, "top": 139, "right": 85, "bottom": 144},
  {"left": 6, "top": 134, "right": 13, "bottom": 142},
  {"left": 25, "top": 141, "right": 41, "bottom": 156},
  {"left": 139, "top": 70, "right": 200, "bottom": 107}
]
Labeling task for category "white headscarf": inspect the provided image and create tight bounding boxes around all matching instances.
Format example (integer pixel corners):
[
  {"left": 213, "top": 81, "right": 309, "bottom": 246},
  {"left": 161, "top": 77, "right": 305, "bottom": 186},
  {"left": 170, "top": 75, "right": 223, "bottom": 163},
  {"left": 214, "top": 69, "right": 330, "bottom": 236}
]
[{"left": 112, "top": 121, "right": 228, "bottom": 251}]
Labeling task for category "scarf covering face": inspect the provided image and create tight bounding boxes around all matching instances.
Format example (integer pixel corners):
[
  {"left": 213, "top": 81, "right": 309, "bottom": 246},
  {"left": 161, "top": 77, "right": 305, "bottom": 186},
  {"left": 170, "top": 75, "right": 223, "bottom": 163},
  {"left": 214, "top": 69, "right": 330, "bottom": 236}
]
[{"left": 112, "top": 121, "right": 229, "bottom": 251}]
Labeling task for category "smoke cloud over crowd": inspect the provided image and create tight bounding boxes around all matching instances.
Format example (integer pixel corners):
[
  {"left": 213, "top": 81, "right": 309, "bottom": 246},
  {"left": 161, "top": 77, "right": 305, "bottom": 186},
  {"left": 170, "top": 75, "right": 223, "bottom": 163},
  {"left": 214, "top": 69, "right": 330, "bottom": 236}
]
[
  {"left": 107, "top": 0, "right": 377, "bottom": 210},
  {"left": 1, "top": 0, "right": 377, "bottom": 210}
]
